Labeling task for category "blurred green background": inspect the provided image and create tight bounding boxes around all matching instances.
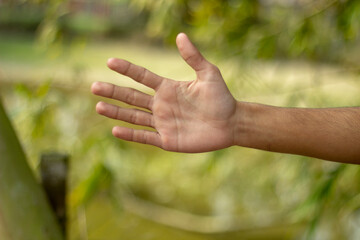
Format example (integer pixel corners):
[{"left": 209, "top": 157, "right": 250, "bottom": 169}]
[{"left": 0, "top": 0, "right": 360, "bottom": 239}]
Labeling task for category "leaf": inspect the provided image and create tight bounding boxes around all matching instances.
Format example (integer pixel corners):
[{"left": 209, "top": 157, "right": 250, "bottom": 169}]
[
  {"left": 36, "top": 79, "right": 52, "bottom": 98},
  {"left": 69, "top": 163, "right": 113, "bottom": 208},
  {"left": 14, "top": 83, "right": 33, "bottom": 99}
]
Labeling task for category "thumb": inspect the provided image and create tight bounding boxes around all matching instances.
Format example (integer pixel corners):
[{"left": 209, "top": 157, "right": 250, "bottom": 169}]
[{"left": 176, "top": 33, "right": 212, "bottom": 73}]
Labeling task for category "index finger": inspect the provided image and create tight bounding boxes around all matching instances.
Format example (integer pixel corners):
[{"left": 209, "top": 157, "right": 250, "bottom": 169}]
[{"left": 107, "top": 58, "right": 164, "bottom": 90}]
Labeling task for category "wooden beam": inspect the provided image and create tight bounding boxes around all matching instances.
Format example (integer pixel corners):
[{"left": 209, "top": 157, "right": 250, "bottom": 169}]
[{"left": 0, "top": 98, "right": 64, "bottom": 240}]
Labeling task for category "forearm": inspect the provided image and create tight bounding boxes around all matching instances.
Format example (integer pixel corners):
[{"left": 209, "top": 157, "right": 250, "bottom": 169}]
[{"left": 234, "top": 102, "right": 360, "bottom": 164}]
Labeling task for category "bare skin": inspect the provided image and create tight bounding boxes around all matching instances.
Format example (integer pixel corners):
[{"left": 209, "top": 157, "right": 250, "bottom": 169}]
[{"left": 91, "top": 33, "right": 360, "bottom": 164}]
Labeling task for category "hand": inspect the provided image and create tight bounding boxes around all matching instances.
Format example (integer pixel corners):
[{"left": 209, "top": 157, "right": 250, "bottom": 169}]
[{"left": 91, "top": 33, "right": 238, "bottom": 153}]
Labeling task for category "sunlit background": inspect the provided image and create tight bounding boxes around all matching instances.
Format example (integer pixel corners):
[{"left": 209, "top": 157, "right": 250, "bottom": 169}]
[{"left": 0, "top": 0, "right": 360, "bottom": 239}]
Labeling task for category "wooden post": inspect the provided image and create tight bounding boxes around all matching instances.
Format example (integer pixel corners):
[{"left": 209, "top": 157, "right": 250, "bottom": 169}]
[
  {"left": 0, "top": 98, "right": 64, "bottom": 240},
  {"left": 40, "top": 153, "right": 69, "bottom": 237}
]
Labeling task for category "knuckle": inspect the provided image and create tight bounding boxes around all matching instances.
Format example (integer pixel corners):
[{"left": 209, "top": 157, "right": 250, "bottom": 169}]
[
  {"left": 185, "top": 53, "right": 200, "bottom": 66},
  {"left": 149, "top": 115, "right": 154, "bottom": 127},
  {"left": 124, "top": 89, "right": 135, "bottom": 103},
  {"left": 122, "top": 61, "right": 131, "bottom": 75},
  {"left": 148, "top": 97, "right": 154, "bottom": 110},
  {"left": 143, "top": 69, "right": 148, "bottom": 80},
  {"left": 115, "top": 106, "right": 120, "bottom": 119},
  {"left": 137, "top": 68, "right": 147, "bottom": 82},
  {"left": 142, "top": 131, "right": 148, "bottom": 144},
  {"left": 130, "top": 111, "right": 138, "bottom": 123},
  {"left": 129, "top": 128, "right": 135, "bottom": 141},
  {"left": 132, "top": 91, "right": 138, "bottom": 104},
  {"left": 184, "top": 54, "right": 193, "bottom": 63},
  {"left": 111, "top": 84, "right": 117, "bottom": 99},
  {"left": 208, "top": 64, "right": 220, "bottom": 74},
  {"left": 133, "top": 130, "right": 142, "bottom": 143}
]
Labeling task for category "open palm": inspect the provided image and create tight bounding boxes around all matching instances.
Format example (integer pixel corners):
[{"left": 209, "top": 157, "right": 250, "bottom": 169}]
[{"left": 92, "top": 33, "right": 238, "bottom": 152}]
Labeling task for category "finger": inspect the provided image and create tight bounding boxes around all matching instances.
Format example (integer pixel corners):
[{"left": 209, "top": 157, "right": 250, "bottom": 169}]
[
  {"left": 107, "top": 58, "right": 164, "bottom": 90},
  {"left": 96, "top": 101, "right": 154, "bottom": 127},
  {"left": 176, "top": 33, "right": 212, "bottom": 73},
  {"left": 92, "top": 82, "right": 153, "bottom": 110},
  {"left": 112, "top": 126, "right": 162, "bottom": 148}
]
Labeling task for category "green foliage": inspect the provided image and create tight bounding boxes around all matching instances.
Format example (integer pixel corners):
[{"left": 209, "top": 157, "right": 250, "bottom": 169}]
[
  {"left": 131, "top": 0, "right": 360, "bottom": 64},
  {"left": 1, "top": 1, "right": 360, "bottom": 238},
  {"left": 63, "top": 13, "right": 111, "bottom": 36},
  {"left": 0, "top": 0, "right": 147, "bottom": 42},
  {"left": 5, "top": 0, "right": 359, "bottom": 64},
  {"left": 0, "top": 3, "right": 44, "bottom": 32},
  {"left": 70, "top": 163, "right": 113, "bottom": 208},
  {"left": 336, "top": 0, "right": 360, "bottom": 41},
  {"left": 302, "top": 164, "right": 346, "bottom": 239}
]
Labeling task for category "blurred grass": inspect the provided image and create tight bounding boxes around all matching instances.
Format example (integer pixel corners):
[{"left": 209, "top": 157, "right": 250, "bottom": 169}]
[
  {"left": 1, "top": 32, "right": 360, "bottom": 239},
  {"left": 0, "top": 32, "right": 194, "bottom": 91}
]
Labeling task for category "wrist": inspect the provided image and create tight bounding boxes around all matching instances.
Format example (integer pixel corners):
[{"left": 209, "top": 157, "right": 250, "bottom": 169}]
[
  {"left": 233, "top": 101, "right": 253, "bottom": 148},
  {"left": 232, "top": 101, "right": 277, "bottom": 151}
]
